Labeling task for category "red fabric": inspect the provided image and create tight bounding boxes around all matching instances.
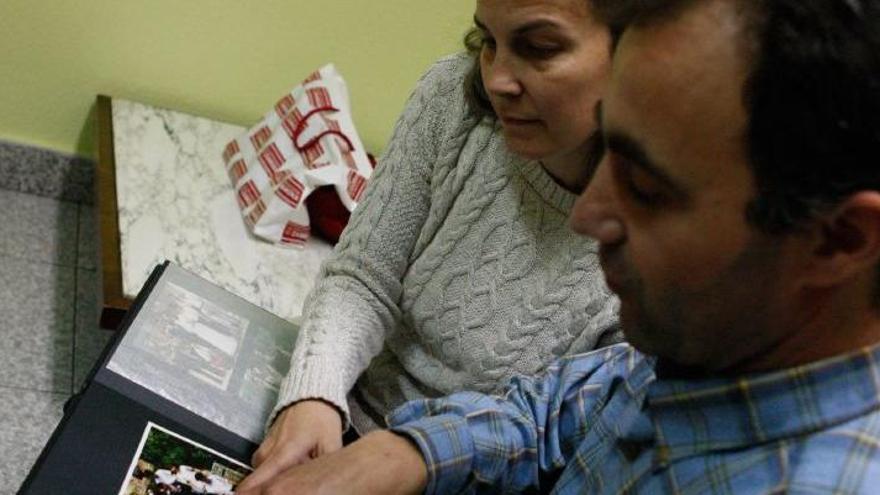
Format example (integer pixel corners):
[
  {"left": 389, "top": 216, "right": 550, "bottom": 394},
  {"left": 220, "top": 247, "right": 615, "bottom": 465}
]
[{"left": 306, "top": 153, "right": 376, "bottom": 243}]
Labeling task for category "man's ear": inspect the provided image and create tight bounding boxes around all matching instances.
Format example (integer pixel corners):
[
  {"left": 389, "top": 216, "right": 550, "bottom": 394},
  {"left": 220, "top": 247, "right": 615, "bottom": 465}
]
[{"left": 803, "top": 191, "right": 880, "bottom": 288}]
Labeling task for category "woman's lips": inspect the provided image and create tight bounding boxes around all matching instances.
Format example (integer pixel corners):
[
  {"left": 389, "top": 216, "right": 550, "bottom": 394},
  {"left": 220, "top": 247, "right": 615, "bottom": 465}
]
[{"left": 500, "top": 115, "right": 541, "bottom": 127}]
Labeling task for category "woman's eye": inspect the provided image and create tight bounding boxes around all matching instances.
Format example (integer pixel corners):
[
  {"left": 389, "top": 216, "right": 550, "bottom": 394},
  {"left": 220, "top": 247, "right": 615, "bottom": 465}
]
[
  {"left": 527, "top": 45, "right": 560, "bottom": 58},
  {"left": 517, "top": 41, "right": 560, "bottom": 58}
]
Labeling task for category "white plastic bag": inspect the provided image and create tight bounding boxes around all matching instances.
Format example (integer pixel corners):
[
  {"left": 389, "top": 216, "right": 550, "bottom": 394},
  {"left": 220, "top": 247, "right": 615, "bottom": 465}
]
[{"left": 222, "top": 65, "right": 372, "bottom": 247}]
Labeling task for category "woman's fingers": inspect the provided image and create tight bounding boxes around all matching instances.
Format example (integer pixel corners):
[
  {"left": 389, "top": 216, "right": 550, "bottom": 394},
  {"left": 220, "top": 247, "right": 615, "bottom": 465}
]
[
  {"left": 251, "top": 432, "right": 276, "bottom": 467},
  {"left": 239, "top": 438, "right": 311, "bottom": 493},
  {"left": 238, "top": 400, "right": 345, "bottom": 493}
]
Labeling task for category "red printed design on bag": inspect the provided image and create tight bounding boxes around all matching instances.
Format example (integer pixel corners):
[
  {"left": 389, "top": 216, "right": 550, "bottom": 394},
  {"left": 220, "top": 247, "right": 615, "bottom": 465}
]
[
  {"left": 302, "top": 141, "right": 325, "bottom": 168},
  {"left": 228, "top": 159, "right": 248, "bottom": 184},
  {"left": 275, "top": 94, "right": 296, "bottom": 119},
  {"left": 323, "top": 119, "right": 355, "bottom": 167},
  {"left": 223, "top": 140, "right": 240, "bottom": 163},
  {"left": 237, "top": 180, "right": 260, "bottom": 209},
  {"left": 275, "top": 176, "right": 305, "bottom": 209},
  {"left": 341, "top": 149, "right": 356, "bottom": 169},
  {"left": 281, "top": 221, "right": 310, "bottom": 246},
  {"left": 303, "top": 70, "right": 322, "bottom": 84},
  {"left": 259, "top": 143, "right": 286, "bottom": 180},
  {"left": 291, "top": 107, "right": 305, "bottom": 126},
  {"left": 347, "top": 171, "right": 367, "bottom": 202},
  {"left": 245, "top": 199, "right": 267, "bottom": 227},
  {"left": 281, "top": 108, "right": 307, "bottom": 141},
  {"left": 271, "top": 168, "right": 291, "bottom": 186},
  {"left": 307, "top": 87, "right": 333, "bottom": 109},
  {"left": 250, "top": 126, "right": 272, "bottom": 151}
]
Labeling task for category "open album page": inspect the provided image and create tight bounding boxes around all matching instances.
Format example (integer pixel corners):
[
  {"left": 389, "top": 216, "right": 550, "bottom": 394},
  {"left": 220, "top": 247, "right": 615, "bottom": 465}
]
[{"left": 106, "top": 263, "right": 299, "bottom": 443}]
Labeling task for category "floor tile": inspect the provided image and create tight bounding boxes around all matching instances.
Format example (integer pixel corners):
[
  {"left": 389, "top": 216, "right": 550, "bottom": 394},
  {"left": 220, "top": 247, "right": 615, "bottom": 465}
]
[
  {"left": 0, "top": 255, "right": 74, "bottom": 393},
  {"left": 0, "top": 189, "right": 78, "bottom": 266},
  {"left": 0, "top": 386, "right": 67, "bottom": 495},
  {"left": 74, "top": 269, "right": 114, "bottom": 391},
  {"left": 77, "top": 204, "right": 98, "bottom": 270}
]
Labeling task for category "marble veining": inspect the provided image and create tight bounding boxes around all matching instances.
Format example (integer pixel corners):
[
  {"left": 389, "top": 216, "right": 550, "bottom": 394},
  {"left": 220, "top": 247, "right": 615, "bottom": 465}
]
[{"left": 113, "top": 99, "right": 333, "bottom": 321}]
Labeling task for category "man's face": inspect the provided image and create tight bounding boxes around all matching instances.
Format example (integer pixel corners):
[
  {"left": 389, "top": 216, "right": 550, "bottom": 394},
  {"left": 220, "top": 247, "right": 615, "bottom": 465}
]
[{"left": 571, "top": 0, "right": 801, "bottom": 370}]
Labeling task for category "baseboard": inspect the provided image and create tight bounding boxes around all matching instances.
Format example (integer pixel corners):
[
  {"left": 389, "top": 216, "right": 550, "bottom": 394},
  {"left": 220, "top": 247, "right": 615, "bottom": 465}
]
[{"left": 0, "top": 139, "right": 94, "bottom": 204}]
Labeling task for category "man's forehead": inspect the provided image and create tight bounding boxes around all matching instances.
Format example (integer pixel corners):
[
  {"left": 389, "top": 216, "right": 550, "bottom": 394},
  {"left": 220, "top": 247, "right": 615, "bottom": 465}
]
[
  {"left": 603, "top": 0, "right": 752, "bottom": 186},
  {"left": 611, "top": 0, "right": 748, "bottom": 110}
]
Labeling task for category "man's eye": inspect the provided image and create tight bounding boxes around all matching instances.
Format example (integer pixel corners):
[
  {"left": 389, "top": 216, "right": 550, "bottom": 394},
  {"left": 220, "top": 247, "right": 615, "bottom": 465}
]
[{"left": 610, "top": 156, "right": 665, "bottom": 206}]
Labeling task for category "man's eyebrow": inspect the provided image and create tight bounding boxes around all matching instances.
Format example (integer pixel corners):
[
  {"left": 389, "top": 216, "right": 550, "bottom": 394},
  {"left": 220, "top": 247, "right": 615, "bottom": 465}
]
[
  {"left": 596, "top": 100, "right": 684, "bottom": 192},
  {"left": 604, "top": 129, "right": 689, "bottom": 197}
]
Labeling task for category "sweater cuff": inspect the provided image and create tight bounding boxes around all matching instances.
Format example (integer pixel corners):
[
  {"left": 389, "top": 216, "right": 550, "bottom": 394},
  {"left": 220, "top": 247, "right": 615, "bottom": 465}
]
[{"left": 269, "top": 355, "right": 353, "bottom": 432}]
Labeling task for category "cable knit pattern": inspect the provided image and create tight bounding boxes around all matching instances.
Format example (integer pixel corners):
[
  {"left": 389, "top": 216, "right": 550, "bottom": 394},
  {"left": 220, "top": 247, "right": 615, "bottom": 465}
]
[{"left": 272, "top": 53, "right": 620, "bottom": 433}]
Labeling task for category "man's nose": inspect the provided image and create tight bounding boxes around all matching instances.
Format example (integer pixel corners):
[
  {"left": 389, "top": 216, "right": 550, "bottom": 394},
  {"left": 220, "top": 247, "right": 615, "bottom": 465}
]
[{"left": 569, "top": 158, "right": 626, "bottom": 245}]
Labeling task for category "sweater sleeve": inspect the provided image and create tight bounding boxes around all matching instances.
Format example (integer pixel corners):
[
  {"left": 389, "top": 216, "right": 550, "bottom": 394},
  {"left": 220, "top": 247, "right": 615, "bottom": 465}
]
[{"left": 270, "top": 54, "right": 474, "bottom": 429}]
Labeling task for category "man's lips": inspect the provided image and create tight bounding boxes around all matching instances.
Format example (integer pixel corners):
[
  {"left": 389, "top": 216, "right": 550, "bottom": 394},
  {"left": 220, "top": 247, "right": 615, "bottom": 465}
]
[
  {"left": 599, "top": 249, "right": 628, "bottom": 294},
  {"left": 602, "top": 266, "right": 624, "bottom": 293}
]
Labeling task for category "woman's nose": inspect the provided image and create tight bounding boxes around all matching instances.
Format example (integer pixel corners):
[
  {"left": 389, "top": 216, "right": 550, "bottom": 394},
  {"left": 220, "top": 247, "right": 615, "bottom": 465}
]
[
  {"left": 570, "top": 158, "right": 626, "bottom": 245},
  {"left": 482, "top": 50, "right": 523, "bottom": 98}
]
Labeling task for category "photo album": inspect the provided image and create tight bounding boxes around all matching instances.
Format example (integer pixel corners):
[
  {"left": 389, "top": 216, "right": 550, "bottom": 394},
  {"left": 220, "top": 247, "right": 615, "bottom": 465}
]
[{"left": 20, "top": 261, "right": 299, "bottom": 494}]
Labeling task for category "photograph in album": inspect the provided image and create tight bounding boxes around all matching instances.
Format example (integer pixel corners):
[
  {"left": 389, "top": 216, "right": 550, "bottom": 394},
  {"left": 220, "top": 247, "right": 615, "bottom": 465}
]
[
  {"left": 19, "top": 261, "right": 300, "bottom": 494},
  {"left": 109, "top": 281, "right": 248, "bottom": 391},
  {"left": 117, "top": 422, "right": 250, "bottom": 495},
  {"left": 106, "top": 263, "right": 298, "bottom": 443}
]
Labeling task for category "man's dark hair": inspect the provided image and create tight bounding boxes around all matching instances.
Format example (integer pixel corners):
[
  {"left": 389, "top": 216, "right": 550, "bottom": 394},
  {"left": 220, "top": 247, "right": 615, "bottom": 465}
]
[
  {"left": 595, "top": 0, "right": 880, "bottom": 234},
  {"left": 462, "top": 1, "right": 626, "bottom": 120}
]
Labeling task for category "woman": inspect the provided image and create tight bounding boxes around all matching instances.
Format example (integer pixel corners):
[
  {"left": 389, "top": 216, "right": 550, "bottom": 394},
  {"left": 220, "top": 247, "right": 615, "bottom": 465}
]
[{"left": 247, "top": 0, "right": 619, "bottom": 486}]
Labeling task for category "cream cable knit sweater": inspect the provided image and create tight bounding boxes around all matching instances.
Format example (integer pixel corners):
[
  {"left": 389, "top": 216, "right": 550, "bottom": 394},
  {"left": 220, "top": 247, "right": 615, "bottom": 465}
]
[{"left": 272, "top": 53, "right": 620, "bottom": 433}]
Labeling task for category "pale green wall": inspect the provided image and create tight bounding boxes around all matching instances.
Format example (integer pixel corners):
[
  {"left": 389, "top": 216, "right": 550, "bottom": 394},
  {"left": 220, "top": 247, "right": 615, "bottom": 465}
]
[{"left": 0, "top": 0, "right": 473, "bottom": 158}]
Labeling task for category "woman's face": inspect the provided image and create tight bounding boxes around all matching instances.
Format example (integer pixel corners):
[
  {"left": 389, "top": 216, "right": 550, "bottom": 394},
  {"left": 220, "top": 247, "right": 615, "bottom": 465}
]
[{"left": 475, "top": 0, "right": 611, "bottom": 161}]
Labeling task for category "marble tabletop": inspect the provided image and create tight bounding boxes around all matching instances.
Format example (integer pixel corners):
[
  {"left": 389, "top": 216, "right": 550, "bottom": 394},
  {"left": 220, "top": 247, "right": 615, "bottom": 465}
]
[{"left": 112, "top": 99, "right": 333, "bottom": 322}]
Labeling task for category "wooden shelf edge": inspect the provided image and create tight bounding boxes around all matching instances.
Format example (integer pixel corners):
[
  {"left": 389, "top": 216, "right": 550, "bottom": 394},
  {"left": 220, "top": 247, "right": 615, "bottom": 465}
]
[{"left": 95, "top": 94, "right": 133, "bottom": 329}]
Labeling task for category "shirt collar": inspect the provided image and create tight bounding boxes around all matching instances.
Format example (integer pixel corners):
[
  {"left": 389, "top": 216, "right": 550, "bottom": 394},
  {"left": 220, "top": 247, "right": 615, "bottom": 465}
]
[{"left": 645, "top": 343, "right": 880, "bottom": 467}]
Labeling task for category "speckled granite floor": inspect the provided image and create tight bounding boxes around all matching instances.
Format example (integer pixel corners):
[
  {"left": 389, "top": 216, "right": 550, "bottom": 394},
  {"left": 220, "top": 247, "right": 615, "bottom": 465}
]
[{"left": 0, "top": 142, "right": 109, "bottom": 494}]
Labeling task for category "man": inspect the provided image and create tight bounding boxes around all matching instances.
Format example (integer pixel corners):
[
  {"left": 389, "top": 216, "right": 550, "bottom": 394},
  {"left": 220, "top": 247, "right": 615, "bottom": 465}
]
[{"left": 238, "top": 0, "right": 880, "bottom": 493}]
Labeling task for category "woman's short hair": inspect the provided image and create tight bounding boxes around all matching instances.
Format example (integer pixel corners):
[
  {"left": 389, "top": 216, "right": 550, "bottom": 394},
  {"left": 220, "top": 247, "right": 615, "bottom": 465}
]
[{"left": 463, "top": 26, "right": 496, "bottom": 120}]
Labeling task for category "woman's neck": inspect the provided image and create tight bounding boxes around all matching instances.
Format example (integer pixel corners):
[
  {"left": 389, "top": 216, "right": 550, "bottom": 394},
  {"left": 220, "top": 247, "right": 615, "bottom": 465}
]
[{"left": 540, "top": 133, "right": 604, "bottom": 193}]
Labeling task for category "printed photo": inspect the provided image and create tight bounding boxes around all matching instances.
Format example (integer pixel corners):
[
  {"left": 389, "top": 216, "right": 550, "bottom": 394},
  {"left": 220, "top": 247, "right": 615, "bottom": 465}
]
[
  {"left": 135, "top": 282, "right": 249, "bottom": 391},
  {"left": 236, "top": 328, "right": 293, "bottom": 404},
  {"left": 106, "top": 263, "right": 299, "bottom": 443},
  {"left": 118, "top": 422, "right": 251, "bottom": 495}
]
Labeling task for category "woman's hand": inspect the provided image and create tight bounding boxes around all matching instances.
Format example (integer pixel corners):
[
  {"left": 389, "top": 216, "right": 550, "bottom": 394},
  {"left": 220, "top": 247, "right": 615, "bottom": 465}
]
[
  {"left": 238, "top": 400, "right": 344, "bottom": 492},
  {"left": 237, "top": 431, "right": 427, "bottom": 495}
]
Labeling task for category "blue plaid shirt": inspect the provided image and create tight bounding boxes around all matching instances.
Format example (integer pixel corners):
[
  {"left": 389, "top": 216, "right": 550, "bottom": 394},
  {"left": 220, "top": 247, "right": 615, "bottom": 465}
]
[{"left": 388, "top": 343, "right": 880, "bottom": 494}]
